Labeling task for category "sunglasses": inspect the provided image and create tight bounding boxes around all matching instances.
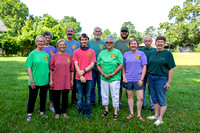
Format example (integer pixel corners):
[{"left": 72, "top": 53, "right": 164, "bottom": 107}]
[{"left": 105, "top": 42, "right": 113, "bottom": 44}]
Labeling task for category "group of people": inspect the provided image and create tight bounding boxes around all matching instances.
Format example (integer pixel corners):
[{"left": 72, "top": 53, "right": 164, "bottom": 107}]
[{"left": 25, "top": 26, "right": 176, "bottom": 126}]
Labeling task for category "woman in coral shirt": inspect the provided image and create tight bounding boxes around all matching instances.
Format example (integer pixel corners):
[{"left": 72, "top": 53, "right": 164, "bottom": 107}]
[{"left": 49, "top": 39, "right": 74, "bottom": 119}]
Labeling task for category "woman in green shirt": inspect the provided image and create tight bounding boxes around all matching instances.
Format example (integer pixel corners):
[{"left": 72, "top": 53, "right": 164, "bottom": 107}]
[
  {"left": 147, "top": 36, "right": 176, "bottom": 126},
  {"left": 25, "top": 35, "right": 50, "bottom": 121},
  {"left": 97, "top": 36, "right": 123, "bottom": 121}
]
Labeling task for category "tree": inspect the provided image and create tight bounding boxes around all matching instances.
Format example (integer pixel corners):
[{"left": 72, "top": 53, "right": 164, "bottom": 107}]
[
  {"left": 101, "top": 29, "right": 112, "bottom": 41},
  {"left": 42, "top": 14, "right": 59, "bottom": 28},
  {"left": 144, "top": 26, "right": 157, "bottom": 37},
  {"left": 159, "top": 0, "right": 200, "bottom": 48},
  {"left": 0, "top": 0, "right": 29, "bottom": 34},
  {"left": 168, "top": 0, "right": 200, "bottom": 23}
]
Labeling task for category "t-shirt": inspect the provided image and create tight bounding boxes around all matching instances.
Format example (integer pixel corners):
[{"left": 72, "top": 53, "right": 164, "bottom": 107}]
[
  {"left": 97, "top": 48, "right": 123, "bottom": 82},
  {"left": 43, "top": 45, "right": 56, "bottom": 59},
  {"left": 25, "top": 50, "right": 50, "bottom": 86},
  {"left": 50, "top": 53, "right": 74, "bottom": 90},
  {"left": 138, "top": 47, "right": 156, "bottom": 62},
  {"left": 57, "top": 39, "right": 81, "bottom": 56},
  {"left": 123, "top": 51, "right": 147, "bottom": 82},
  {"left": 114, "top": 39, "right": 131, "bottom": 55},
  {"left": 88, "top": 39, "right": 106, "bottom": 71},
  {"left": 147, "top": 50, "right": 176, "bottom": 77},
  {"left": 73, "top": 48, "right": 96, "bottom": 80}
]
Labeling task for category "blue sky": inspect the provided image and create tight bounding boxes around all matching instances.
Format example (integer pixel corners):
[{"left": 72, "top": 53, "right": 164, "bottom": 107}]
[{"left": 21, "top": 0, "right": 185, "bottom": 36}]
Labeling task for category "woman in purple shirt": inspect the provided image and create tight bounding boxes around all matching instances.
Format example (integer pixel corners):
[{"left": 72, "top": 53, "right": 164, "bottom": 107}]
[{"left": 122, "top": 39, "right": 147, "bottom": 121}]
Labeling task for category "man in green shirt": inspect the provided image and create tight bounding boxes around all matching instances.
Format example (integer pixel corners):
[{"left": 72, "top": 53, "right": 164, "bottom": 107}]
[
  {"left": 138, "top": 36, "right": 156, "bottom": 111},
  {"left": 114, "top": 26, "right": 130, "bottom": 109},
  {"left": 88, "top": 27, "right": 106, "bottom": 106}
]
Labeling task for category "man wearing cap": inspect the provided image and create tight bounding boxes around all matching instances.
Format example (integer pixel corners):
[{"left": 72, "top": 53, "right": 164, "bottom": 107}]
[
  {"left": 59, "top": 26, "right": 81, "bottom": 106},
  {"left": 114, "top": 26, "right": 131, "bottom": 109},
  {"left": 138, "top": 36, "right": 156, "bottom": 111},
  {"left": 88, "top": 27, "right": 106, "bottom": 106}
]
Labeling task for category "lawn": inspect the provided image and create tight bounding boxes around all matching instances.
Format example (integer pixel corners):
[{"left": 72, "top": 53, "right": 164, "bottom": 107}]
[{"left": 0, "top": 53, "right": 199, "bottom": 132}]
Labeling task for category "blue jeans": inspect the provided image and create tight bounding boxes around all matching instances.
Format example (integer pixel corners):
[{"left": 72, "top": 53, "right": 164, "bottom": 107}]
[
  {"left": 148, "top": 74, "right": 168, "bottom": 107},
  {"left": 90, "top": 70, "right": 102, "bottom": 104},
  {"left": 76, "top": 80, "right": 92, "bottom": 113},
  {"left": 143, "top": 76, "right": 154, "bottom": 109}
]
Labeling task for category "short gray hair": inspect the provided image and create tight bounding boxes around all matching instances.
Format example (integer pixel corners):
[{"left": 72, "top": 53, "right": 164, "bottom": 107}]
[
  {"left": 66, "top": 26, "right": 75, "bottom": 32},
  {"left": 143, "top": 36, "right": 152, "bottom": 42},
  {"left": 42, "top": 31, "right": 53, "bottom": 39},
  {"left": 35, "top": 35, "right": 45, "bottom": 44},
  {"left": 94, "top": 27, "right": 102, "bottom": 32},
  {"left": 105, "top": 36, "right": 115, "bottom": 43},
  {"left": 56, "top": 39, "right": 66, "bottom": 47}
]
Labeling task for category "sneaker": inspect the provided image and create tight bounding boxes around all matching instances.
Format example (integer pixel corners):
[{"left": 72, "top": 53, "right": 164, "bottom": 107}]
[
  {"left": 147, "top": 116, "right": 158, "bottom": 120},
  {"left": 154, "top": 120, "right": 163, "bottom": 126},
  {"left": 50, "top": 107, "right": 55, "bottom": 112}
]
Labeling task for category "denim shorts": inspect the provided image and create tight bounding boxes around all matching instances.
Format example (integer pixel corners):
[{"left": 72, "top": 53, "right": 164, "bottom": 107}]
[
  {"left": 123, "top": 82, "right": 143, "bottom": 90},
  {"left": 148, "top": 74, "right": 168, "bottom": 107}
]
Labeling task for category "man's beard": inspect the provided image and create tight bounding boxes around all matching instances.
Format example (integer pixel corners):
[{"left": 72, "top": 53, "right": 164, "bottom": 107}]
[
  {"left": 121, "top": 34, "right": 129, "bottom": 40},
  {"left": 67, "top": 34, "right": 73, "bottom": 38},
  {"left": 94, "top": 35, "right": 101, "bottom": 39}
]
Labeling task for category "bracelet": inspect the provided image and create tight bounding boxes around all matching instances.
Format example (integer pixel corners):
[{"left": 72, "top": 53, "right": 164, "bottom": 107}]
[{"left": 140, "top": 79, "right": 144, "bottom": 81}]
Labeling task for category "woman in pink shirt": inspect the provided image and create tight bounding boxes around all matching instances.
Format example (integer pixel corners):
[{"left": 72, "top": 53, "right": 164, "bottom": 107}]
[{"left": 49, "top": 39, "right": 74, "bottom": 119}]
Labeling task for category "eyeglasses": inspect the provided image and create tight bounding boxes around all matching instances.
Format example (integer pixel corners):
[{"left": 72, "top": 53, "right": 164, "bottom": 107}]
[{"left": 105, "top": 42, "right": 113, "bottom": 44}]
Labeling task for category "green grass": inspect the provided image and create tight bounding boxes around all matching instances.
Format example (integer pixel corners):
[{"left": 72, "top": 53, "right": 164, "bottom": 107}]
[{"left": 0, "top": 53, "right": 200, "bottom": 132}]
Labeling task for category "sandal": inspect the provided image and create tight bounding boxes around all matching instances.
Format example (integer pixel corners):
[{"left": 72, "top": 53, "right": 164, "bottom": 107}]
[
  {"left": 113, "top": 114, "right": 118, "bottom": 121},
  {"left": 55, "top": 114, "right": 60, "bottom": 119},
  {"left": 26, "top": 115, "right": 32, "bottom": 122},
  {"left": 101, "top": 111, "right": 109, "bottom": 116},
  {"left": 136, "top": 116, "right": 145, "bottom": 122},
  {"left": 63, "top": 113, "right": 68, "bottom": 118},
  {"left": 126, "top": 114, "right": 134, "bottom": 119}
]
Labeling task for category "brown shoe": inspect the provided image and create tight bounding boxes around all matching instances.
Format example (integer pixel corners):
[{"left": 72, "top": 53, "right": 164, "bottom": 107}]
[
  {"left": 126, "top": 114, "right": 134, "bottom": 119},
  {"left": 136, "top": 116, "right": 145, "bottom": 122}
]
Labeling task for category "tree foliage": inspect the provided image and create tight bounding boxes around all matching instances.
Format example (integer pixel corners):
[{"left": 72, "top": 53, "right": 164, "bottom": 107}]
[
  {"left": 0, "top": 0, "right": 29, "bottom": 34},
  {"left": 144, "top": 26, "right": 157, "bottom": 37},
  {"left": 158, "top": 0, "right": 200, "bottom": 48}
]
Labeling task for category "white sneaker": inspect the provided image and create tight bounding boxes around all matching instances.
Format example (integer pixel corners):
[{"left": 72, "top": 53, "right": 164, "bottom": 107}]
[
  {"left": 50, "top": 107, "right": 55, "bottom": 112},
  {"left": 147, "top": 116, "right": 158, "bottom": 120},
  {"left": 154, "top": 120, "right": 163, "bottom": 126}
]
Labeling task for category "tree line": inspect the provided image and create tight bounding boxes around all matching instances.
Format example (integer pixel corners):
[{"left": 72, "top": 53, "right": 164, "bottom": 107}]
[{"left": 0, "top": 0, "right": 199, "bottom": 55}]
